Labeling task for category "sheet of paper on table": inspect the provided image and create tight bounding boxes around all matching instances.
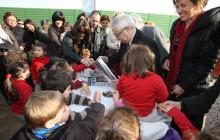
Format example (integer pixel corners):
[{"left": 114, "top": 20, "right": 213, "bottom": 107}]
[
  {"left": 69, "top": 86, "right": 115, "bottom": 114},
  {"left": 76, "top": 58, "right": 117, "bottom": 86},
  {"left": 76, "top": 68, "right": 113, "bottom": 86},
  {"left": 95, "top": 57, "right": 118, "bottom": 83}
]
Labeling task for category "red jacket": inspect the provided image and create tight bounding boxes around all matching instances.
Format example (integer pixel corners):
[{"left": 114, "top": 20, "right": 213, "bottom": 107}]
[
  {"left": 31, "top": 56, "right": 49, "bottom": 84},
  {"left": 117, "top": 72, "right": 168, "bottom": 117},
  {"left": 10, "top": 79, "right": 33, "bottom": 115},
  {"left": 72, "top": 64, "right": 96, "bottom": 72}
]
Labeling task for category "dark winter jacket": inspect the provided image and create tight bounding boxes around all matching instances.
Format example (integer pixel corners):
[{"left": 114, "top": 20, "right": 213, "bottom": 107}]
[
  {"left": 10, "top": 26, "right": 25, "bottom": 46},
  {"left": 62, "top": 32, "right": 90, "bottom": 64},
  {"left": 108, "top": 28, "right": 161, "bottom": 74},
  {"left": 11, "top": 103, "right": 105, "bottom": 140},
  {"left": 47, "top": 26, "right": 64, "bottom": 57},
  {"left": 168, "top": 6, "right": 220, "bottom": 97},
  {"left": 24, "top": 27, "right": 48, "bottom": 50},
  {"left": 181, "top": 77, "right": 220, "bottom": 117},
  {"left": 142, "top": 26, "right": 168, "bottom": 62}
]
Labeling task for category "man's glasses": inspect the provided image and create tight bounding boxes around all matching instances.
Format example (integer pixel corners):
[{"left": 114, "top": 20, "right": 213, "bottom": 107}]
[{"left": 114, "top": 27, "right": 127, "bottom": 37}]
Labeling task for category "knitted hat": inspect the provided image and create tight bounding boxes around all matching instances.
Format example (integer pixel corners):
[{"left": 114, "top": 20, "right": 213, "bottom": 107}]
[{"left": 204, "top": 94, "right": 220, "bottom": 130}]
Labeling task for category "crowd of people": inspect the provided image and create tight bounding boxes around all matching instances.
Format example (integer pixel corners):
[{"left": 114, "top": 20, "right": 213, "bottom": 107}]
[{"left": 0, "top": 0, "right": 220, "bottom": 139}]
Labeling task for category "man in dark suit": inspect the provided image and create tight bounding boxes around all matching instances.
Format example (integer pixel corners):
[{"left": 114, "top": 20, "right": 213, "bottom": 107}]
[{"left": 108, "top": 14, "right": 161, "bottom": 75}]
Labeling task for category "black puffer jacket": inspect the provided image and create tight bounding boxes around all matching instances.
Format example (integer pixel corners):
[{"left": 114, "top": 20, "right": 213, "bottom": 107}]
[
  {"left": 24, "top": 27, "right": 48, "bottom": 51},
  {"left": 169, "top": 6, "right": 220, "bottom": 97},
  {"left": 181, "top": 77, "right": 220, "bottom": 117},
  {"left": 62, "top": 32, "right": 91, "bottom": 64}
]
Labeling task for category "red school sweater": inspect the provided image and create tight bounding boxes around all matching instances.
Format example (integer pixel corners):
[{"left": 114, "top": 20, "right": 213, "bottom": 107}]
[
  {"left": 72, "top": 64, "right": 96, "bottom": 72},
  {"left": 167, "top": 107, "right": 198, "bottom": 140},
  {"left": 10, "top": 79, "right": 33, "bottom": 115},
  {"left": 31, "top": 56, "right": 49, "bottom": 84},
  {"left": 117, "top": 72, "right": 168, "bottom": 117}
]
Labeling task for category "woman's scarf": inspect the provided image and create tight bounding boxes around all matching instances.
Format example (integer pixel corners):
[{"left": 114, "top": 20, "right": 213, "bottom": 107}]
[{"left": 165, "top": 13, "right": 203, "bottom": 92}]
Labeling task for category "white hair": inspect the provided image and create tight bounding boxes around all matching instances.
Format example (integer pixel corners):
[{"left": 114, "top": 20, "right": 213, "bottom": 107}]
[
  {"left": 111, "top": 14, "right": 136, "bottom": 31},
  {"left": 131, "top": 13, "right": 144, "bottom": 29}
]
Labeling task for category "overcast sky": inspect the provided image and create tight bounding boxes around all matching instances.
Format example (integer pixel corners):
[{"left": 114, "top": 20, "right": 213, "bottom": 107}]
[{"left": 1, "top": 0, "right": 219, "bottom": 15}]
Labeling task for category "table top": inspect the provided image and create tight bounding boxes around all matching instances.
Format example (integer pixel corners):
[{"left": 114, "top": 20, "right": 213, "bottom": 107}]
[
  {"left": 69, "top": 69, "right": 169, "bottom": 139},
  {"left": 69, "top": 86, "right": 169, "bottom": 140}
]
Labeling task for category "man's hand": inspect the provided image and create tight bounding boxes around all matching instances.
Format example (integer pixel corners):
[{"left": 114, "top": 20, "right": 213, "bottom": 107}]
[
  {"left": 171, "top": 84, "right": 184, "bottom": 97},
  {"left": 157, "top": 103, "right": 174, "bottom": 113},
  {"left": 158, "top": 100, "right": 181, "bottom": 111}
]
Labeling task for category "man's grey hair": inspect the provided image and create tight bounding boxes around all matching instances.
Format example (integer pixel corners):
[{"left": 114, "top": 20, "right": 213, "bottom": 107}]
[
  {"left": 131, "top": 13, "right": 144, "bottom": 29},
  {"left": 111, "top": 14, "right": 136, "bottom": 31}
]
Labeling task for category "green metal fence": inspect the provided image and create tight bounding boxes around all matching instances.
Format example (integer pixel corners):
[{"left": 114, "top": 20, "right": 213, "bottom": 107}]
[{"left": 0, "top": 7, "right": 178, "bottom": 37}]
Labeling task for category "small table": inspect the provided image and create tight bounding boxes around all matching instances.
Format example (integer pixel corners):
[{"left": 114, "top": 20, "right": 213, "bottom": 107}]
[{"left": 69, "top": 69, "right": 169, "bottom": 139}]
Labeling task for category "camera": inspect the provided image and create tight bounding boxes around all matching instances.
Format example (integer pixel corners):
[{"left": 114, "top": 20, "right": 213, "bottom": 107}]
[{"left": 103, "top": 91, "right": 113, "bottom": 97}]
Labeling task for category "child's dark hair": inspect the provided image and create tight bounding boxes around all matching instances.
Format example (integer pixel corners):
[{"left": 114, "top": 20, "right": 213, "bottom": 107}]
[
  {"left": 121, "top": 44, "right": 155, "bottom": 79},
  {"left": 40, "top": 69, "right": 72, "bottom": 93},
  {"left": 33, "top": 41, "right": 47, "bottom": 52},
  {"left": 5, "top": 62, "right": 29, "bottom": 101},
  {"left": 50, "top": 62, "right": 73, "bottom": 72},
  {"left": 39, "top": 57, "right": 68, "bottom": 79},
  {"left": 96, "top": 107, "right": 140, "bottom": 140}
]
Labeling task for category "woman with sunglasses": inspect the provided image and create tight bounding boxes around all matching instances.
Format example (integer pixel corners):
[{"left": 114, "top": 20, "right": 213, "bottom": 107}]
[{"left": 48, "top": 11, "right": 65, "bottom": 57}]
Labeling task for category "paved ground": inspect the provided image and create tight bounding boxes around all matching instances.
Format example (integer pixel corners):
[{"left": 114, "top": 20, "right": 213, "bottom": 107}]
[{"left": 0, "top": 93, "right": 24, "bottom": 140}]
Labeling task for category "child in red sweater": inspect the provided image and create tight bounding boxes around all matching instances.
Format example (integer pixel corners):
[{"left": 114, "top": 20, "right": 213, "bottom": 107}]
[
  {"left": 117, "top": 44, "right": 168, "bottom": 122},
  {"left": 31, "top": 42, "right": 49, "bottom": 91},
  {"left": 5, "top": 62, "right": 33, "bottom": 120}
]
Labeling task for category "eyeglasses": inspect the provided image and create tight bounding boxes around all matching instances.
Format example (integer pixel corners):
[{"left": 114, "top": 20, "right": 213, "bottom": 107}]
[{"left": 114, "top": 27, "right": 127, "bottom": 37}]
